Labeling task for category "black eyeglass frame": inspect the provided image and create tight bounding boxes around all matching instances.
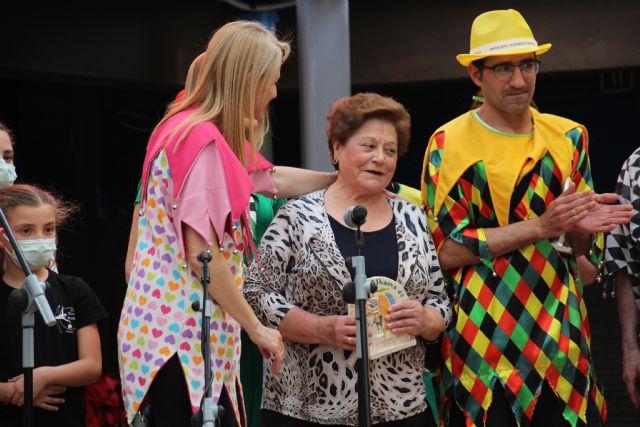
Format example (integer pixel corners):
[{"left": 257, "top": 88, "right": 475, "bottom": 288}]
[{"left": 479, "top": 59, "right": 541, "bottom": 81}]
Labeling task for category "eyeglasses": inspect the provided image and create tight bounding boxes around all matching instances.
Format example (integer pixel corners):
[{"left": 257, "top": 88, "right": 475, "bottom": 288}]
[{"left": 481, "top": 60, "right": 541, "bottom": 81}]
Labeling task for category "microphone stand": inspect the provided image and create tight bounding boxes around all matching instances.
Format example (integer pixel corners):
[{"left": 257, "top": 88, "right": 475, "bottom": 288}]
[
  {"left": 1, "top": 207, "right": 56, "bottom": 427},
  {"left": 190, "top": 249, "right": 225, "bottom": 427},
  {"left": 343, "top": 218, "right": 376, "bottom": 427}
]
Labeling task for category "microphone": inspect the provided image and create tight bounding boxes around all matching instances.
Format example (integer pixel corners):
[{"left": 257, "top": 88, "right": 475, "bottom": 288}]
[
  {"left": 343, "top": 279, "right": 377, "bottom": 304},
  {"left": 9, "top": 275, "right": 56, "bottom": 326},
  {"left": 197, "top": 250, "right": 212, "bottom": 264},
  {"left": 343, "top": 205, "right": 367, "bottom": 228}
]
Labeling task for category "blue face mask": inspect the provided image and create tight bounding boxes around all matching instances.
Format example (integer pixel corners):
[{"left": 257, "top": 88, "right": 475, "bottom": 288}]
[
  {"left": 6, "top": 238, "right": 56, "bottom": 271},
  {"left": 0, "top": 158, "right": 16, "bottom": 187}
]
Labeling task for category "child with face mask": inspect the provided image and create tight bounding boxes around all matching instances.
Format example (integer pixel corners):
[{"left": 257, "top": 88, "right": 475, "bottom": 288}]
[
  {"left": 0, "top": 184, "right": 107, "bottom": 427},
  {"left": 0, "top": 122, "right": 17, "bottom": 187}
]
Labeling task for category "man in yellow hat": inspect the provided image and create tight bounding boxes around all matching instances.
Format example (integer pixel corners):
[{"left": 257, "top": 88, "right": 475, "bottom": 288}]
[{"left": 421, "top": 9, "right": 633, "bottom": 427}]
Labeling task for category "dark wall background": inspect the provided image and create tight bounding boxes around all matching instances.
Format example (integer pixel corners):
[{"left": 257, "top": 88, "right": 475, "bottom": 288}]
[{"left": 1, "top": 1, "right": 638, "bottom": 425}]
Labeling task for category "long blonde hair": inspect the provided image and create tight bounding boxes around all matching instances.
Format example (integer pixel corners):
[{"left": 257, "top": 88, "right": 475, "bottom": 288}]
[
  {"left": 161, "top": 21, "right": 290, "bottom": 166},
  {"left": 184, "top": 52, "right": 205, "bottom": 96}
]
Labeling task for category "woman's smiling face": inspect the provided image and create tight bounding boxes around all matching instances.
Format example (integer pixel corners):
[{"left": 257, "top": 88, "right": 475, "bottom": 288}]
[{"left": 333, "top": 118, "right": 398, "bottom": 195}]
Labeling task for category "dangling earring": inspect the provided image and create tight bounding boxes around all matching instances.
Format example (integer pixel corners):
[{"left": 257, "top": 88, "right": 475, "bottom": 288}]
[{"left": 332, "top": 158, "right": 338, "bottom": 165}]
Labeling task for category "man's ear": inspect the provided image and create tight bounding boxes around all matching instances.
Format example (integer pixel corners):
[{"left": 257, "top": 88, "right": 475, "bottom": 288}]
[{"left": 468, "top": 64, "right": 483, "bottom": 87}]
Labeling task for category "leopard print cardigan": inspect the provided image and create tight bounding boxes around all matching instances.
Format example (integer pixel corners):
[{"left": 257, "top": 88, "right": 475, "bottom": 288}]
[{"left": 244, "top": 189, "right": 451, "bottom": 425}]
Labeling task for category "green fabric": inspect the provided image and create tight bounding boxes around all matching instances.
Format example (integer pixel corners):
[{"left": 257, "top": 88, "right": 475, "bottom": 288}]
[
  {"left": 134, "top": 180, "right": 142, "bottom": 205},
  {"left": 423, "top": 371, "right": 440, "bottom": 426},
  {"left": 251, "top": 194, "right": 287, "bottom": 242},
  {"left": 240, "top": 193, "right": 286, "bottom": 427},
  {"left": 240, "top": 331, "right": 265, "bottom": 427}
]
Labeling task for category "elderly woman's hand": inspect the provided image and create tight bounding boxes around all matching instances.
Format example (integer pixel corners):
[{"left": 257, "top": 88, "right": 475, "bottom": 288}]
[
  {"left": 386, "top": 300, "right": 444, "bottom": 341},
  {"left": 319, "top": 315, "right": 357, "bottom": 350},
  {"left": 249, "top": 324, "right": 285, "bottom": 374}
]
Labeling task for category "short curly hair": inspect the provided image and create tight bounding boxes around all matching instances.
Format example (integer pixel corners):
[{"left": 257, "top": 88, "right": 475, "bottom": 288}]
[{"left": 326, "top": 93, "right": 410, "bottom": 168}]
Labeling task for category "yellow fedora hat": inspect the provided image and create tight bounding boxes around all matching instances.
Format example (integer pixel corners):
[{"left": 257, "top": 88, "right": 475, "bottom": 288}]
[{"left": 456, "top": 9, "right": 551, "bottom": 66}]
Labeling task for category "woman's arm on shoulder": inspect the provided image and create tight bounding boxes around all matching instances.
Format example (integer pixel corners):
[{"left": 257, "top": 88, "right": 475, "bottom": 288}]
[{"left": 263, "top": 166, "right": 337, "bottom": 199}]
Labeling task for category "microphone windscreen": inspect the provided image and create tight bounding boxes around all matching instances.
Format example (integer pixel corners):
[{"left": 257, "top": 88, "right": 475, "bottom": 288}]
[
  {"left": 343, "top": 281, "right": 355, "bottom": 304},
  {"left": 343, "top": 205, "right": 367, "bottom": 228}
]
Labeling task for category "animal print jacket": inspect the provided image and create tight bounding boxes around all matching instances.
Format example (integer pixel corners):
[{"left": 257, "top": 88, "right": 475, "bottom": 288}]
[{"left": 244, "top": 189, "right": 451, "bottom": 425}]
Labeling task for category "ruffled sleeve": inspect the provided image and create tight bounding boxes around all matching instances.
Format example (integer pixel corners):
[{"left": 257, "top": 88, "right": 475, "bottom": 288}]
[
  {"left": 423, "top": 131, "right": 492, "bottom": 262},
  {"left": 172, "top": 142, "right": 233, "bottom": 250},
  {"left": 250, "top": 169, "right": 277, "bottom": 194}
]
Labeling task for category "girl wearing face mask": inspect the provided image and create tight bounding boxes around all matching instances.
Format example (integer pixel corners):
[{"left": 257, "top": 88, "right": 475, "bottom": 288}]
[
  {"left": 0, "top": 122, "right": 17, "bottom": 187},
  {"left": 0, "top": 184, "right": 107, "bottom": 427}
]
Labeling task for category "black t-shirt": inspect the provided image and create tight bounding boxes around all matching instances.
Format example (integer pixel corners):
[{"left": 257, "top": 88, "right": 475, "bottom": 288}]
[
  {"left": 328, "top": 214, "right": 399, "bottom": 280},
  {"left": 0, "top": 270, "right": 108, "bottom": 427}
]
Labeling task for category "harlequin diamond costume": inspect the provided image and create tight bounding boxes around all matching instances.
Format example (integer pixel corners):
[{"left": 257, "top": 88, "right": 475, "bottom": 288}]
[{"left": 421, "top": 9, "right": 606, "bottom": 427}]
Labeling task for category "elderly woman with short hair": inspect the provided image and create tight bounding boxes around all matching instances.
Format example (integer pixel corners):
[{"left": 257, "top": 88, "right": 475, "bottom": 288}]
[{"left": 244, "top": 93, "right": 451, "bottom": 427}]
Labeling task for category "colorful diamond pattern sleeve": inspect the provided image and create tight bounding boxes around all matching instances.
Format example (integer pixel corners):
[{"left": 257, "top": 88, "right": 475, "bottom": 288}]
[
  {"left": 422, "top": 118, "right": 606, "bottom": 426},
  {"left": 118, "top": 148, "right": 245, "bottom": 425}
]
